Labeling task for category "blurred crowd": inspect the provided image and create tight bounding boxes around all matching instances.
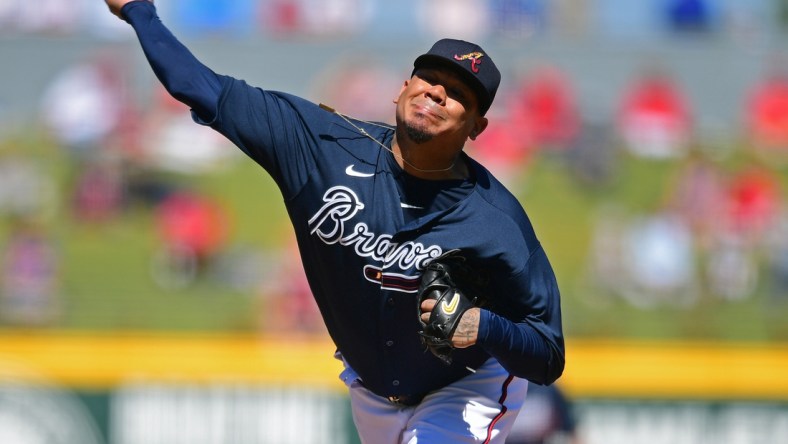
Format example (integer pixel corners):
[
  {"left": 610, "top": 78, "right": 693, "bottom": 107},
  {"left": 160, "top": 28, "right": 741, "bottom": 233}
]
[
  {"left": 580, "top": 62, "right": 788, "bottom": 308},
  {"left": 0, "top": 0, "right": 785, "bottom": 41},
  {"left": 472, "top": 50, "right": 788, "bottom": 311},
  {"left": 1, "top": 0, "right": 788, "bottom": 340}
]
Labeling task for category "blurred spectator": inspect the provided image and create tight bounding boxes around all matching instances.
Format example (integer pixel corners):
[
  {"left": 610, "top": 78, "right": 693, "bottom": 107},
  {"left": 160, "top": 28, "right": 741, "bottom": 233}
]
[
  {"left": 665, "top": 0, "right": 714, "bottom": 33},
  {"left": 151, "top": 191, "right": 230, "bottom": 289},
  {"left": 418, "top": 0, "right": 490, "bottom": 41},
  {"left": 310, "top": 56, "right": 398, "bottom": 124},
  {"left": 623, "top": 211, "right": 697, "bottom": 307},
  {"left": 743, "top": 60, "right": 788, "bottom": 156},
  {"left": 259, "top": 0, "right": 372, "bottom": 37},
  {"left": 591, "top": 0, "right": 663, "bottom": 40},
  {"left": 466, "top": 112, "right": 535, "bottom": 188},
  {"left": 39, "top": 54, "right": 129, "bottom": 159},
  {"left": 302, "top": 0, "right": 373, "bottom": 37},
  {"left": 467, "top": 59, "right": 580, "bottom": 186},
  {"left": 70, "top": 155, "right": 126, "bottom": 224},
  {"left": 170, "top": 0, "right": 255, "bottom": 37},
  {"left": 706, "top": 166, "right": 780, "bottom": 300},
  {"left": 510, "top": 65, "right": 580, "bottom": 151},
  {"left": 139, "top": 86, "right": 237, "bottom": 174},
  {"left": 507, "top": 383, "right": 581, "bottom": 444},
  {"left": 258, "top": 238, "right": 326, "bottom": 336},
  {"left": 209, "top": 244, "right": 271, "bottom": 294},
  {"left": 488, "top": 0, "right": 549, "bottom": 39},
  {"left": 705, "top": 234, "right": 759, "bottom": 301},
  {"left": 260, "top": 0, "right": 301, "bottom": 35},
  {"left": 668, "top": 150, "right": 727, "bottom": 248},
  {"left": 0, "top": 221, "right": 60, "bottom": 326},
  {"left": 562, "top": 121, "right": 618, "bottom": 188},
  {"left": 0, "top": 156, "right": 55, "bottom": 219},
  {"left": 722, "top": 166, "right": 781, "bottom": 244},
  {"left": 124, "top": 167, "right": 178, "bottom": 210},
  {"left": 616, "top": 66, "right": 692, "bottom": 159},
  {"left": 14, "top": 0, "right": 80, "bottom": 34},
  {"left": 586, "top": 204, "right": 630, "bottom": 304}
]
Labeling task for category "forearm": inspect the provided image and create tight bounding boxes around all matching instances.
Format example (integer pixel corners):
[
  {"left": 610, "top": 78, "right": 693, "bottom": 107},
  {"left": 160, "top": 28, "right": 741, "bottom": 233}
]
[
  {"left": 477, "top": 310, "right": 564, "bottom": 385},
  {"left": 120, "top": 1, "right": 222, "bottom": 119}
]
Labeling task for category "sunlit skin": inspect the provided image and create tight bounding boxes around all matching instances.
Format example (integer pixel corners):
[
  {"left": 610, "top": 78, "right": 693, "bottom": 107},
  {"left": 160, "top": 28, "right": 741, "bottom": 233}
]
[
  {"left": 105, "top": 0, "right": 484, "bottom": 348},
  {"left": 105, "top": 0, "right": 145, "bottom": 16},
  {"left": 392, "top": 67, "right": 488, "bottom": 181}
]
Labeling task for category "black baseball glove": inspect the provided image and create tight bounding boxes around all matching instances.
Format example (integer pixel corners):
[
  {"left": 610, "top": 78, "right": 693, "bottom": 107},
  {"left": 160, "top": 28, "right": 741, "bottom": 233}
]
[{"left": 417, "top": 249, "right": 488, "bottom": 365}]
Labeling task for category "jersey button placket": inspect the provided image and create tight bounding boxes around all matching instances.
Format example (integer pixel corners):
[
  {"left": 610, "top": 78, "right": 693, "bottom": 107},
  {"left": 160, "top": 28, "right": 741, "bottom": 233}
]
[{"left": 380, "top": 288, "right": 400, "bottom": 395}]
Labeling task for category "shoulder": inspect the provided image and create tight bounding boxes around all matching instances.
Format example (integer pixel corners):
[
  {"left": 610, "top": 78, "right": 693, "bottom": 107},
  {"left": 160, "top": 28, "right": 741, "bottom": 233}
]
[
  {"left": 466, "top": 156, "right": 535, "bottom": 234},
  {"left": 461, "top": 156, "right": 544, "bottom": 270},
  {"left": 219, "top": 77, "right": 319, "bottom": 113}
]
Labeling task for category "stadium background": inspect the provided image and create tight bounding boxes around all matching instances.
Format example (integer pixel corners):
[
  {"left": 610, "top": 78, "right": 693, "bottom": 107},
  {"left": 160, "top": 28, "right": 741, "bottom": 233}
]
[{"left": 1, "top": 0, "right": 788, "bottom": 442}]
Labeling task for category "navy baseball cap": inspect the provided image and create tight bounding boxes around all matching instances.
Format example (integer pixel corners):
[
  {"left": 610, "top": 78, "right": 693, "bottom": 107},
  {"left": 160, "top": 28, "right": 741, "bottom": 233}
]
[{"left": 412, "top": 38, "right": 501, "bottom": 116}]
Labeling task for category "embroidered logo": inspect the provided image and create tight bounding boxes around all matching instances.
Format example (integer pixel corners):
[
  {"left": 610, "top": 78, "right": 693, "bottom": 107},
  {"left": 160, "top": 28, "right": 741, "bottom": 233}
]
[
  {"left": 454, "top": 52, "right": 484, "bottom": 73},
  {"left": 308, "top": 186, "right": 443, "bottom": 292},
  {"left": 441, "top": 292, "right": 461, "bottom": 314}
]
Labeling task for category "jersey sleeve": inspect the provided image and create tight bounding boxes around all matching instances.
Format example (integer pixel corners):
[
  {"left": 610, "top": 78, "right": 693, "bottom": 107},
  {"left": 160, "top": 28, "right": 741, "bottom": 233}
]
[
  {"left": 476, "top": 245, "right": 565, "bottom": 385},
  {"left": 122, "top": 1, "right": 222, "bottom": 120},
  {"left": 201, "top": 81, "right": 325, "bottom": 198},
  {"left": 122, "top": 0, "right": 322, "bottom": 198}
]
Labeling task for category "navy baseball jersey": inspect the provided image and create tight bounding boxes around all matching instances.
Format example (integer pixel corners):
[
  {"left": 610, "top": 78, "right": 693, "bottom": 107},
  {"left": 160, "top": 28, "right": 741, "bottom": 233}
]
[{"left": 123, "top": 2, "right": 564, "bottom": 399}]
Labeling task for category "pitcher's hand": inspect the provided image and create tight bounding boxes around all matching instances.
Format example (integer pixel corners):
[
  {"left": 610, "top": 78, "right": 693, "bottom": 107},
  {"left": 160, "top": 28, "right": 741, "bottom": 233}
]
[{"left": 105, "top": 0, "right": 151, "bottom": 19}]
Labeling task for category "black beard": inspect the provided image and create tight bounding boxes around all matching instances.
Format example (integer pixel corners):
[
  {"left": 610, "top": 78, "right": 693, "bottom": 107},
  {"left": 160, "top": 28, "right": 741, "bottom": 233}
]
[{"left": 404, "top": 121, "right": 433, "bottom": 144}]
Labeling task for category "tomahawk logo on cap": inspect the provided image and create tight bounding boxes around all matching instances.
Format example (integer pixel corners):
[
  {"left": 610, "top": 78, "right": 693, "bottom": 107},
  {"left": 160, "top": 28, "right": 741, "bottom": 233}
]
[{"left": 412, "top": 38, "right": 501, "bottom": 115}]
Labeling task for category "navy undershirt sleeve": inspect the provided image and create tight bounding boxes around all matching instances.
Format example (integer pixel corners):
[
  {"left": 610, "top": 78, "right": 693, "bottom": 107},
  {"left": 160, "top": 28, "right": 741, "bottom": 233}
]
[
  {"left": 478, "top": 310, "right": 553, "bottom": 381},
  {"left": 121, "top": 1, "right": 221, "bottom": 120},
  {"left": 477, "top": 245, "right": 565, "bottom": 385}
]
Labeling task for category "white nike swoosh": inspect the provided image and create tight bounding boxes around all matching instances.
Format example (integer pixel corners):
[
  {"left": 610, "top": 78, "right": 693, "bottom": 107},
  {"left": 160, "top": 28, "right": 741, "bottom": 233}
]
[
  {"left": 345, "top": 165, "right": 375, "bottom": 178},
  {"left": 400, "top": 202, "right": 424, "bottom": 210}
]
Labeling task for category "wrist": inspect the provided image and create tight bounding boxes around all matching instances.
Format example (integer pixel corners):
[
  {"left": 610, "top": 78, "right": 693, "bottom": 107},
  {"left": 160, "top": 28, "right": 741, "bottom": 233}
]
[
  {"left": 452, "top": 307, "right": 481, "bottom": 348},
  {"left": 120, "top": 0, "right": 154, "bottom": 22}
]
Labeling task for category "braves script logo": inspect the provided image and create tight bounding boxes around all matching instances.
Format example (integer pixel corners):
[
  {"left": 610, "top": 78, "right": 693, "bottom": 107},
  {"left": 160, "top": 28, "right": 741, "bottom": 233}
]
[
  {"left": 454, "top": 51, "right": 484, "bottom": 73},
  {"left": 308, "top": 186, "right": 441, "bottom": 290}
]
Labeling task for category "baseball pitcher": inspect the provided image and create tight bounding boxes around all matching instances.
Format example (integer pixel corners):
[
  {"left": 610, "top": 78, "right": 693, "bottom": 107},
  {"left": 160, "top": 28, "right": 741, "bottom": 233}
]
[{"left": 105, "top": 1, "right": 566, "bottom": 442}]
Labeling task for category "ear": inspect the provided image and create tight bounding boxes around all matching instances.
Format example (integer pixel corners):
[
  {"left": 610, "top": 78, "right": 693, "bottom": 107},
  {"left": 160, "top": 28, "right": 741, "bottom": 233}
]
[
  {"left": 393, "top": 79, "right": 409, "bottom": 104},
  {"left": 469, "top": 117, "right": 489, "bottom": 141}
]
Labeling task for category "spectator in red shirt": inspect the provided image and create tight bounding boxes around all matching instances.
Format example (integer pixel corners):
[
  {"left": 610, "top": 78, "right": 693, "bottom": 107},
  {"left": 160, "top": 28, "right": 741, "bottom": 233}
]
[
  {"left": 152, "top": 191, "right": 229, "bottom": 288},
  {"left": 744, "top": 63, "right": 788, "bottom": 154},
  {"left": 617, "top": 67, "right": 692, "bottom": 158},
  {"left": 724, "top": 167, "right": 781, "bottom": 243},
  {"left": 510, "top": 65, "right": 580, "bottom": 151}
]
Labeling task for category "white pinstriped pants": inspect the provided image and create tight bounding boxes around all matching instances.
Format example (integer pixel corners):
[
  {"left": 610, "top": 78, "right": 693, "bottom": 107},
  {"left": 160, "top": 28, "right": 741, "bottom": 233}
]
[{"left": 339, "top": 357, "right": 528, "bottom": 444}]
